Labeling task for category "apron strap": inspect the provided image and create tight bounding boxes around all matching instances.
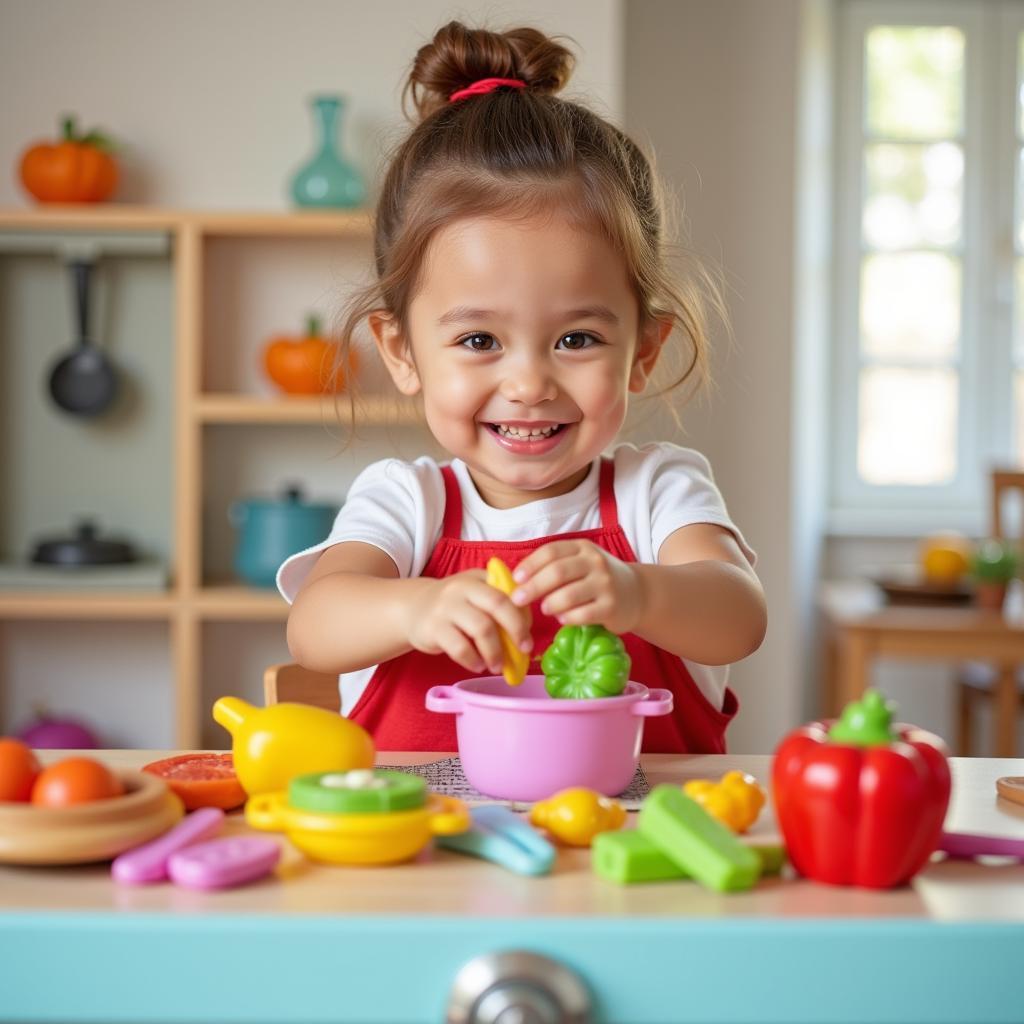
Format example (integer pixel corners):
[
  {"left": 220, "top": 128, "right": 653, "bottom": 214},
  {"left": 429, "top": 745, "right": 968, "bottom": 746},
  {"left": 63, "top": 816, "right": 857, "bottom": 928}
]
[
  {"left": 440, "top": 464, "right": 463, "bottom": 539},
  {"left": 598, "top": 457, "right": 619, "bottom": 531}
]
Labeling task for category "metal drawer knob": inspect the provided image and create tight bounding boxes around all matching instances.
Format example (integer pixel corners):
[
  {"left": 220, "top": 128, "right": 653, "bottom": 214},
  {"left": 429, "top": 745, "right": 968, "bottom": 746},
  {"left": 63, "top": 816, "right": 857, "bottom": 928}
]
[{"left": 447, "top": 951, "right": 591, "bottom": 1024}]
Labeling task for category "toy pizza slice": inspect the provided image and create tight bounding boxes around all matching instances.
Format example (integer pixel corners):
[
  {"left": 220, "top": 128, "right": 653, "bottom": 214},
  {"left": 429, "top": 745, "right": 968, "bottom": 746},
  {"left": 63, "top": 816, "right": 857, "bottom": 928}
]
[{"left": 485, "top": 557, "right": 532, "bottom": 686}]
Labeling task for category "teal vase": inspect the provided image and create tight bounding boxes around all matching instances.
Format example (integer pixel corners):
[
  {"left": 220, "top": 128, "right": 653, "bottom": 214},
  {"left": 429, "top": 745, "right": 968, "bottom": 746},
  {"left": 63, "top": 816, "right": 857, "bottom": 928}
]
[{"left": 290, "top": 95, "right": 365, "bottom": 208}]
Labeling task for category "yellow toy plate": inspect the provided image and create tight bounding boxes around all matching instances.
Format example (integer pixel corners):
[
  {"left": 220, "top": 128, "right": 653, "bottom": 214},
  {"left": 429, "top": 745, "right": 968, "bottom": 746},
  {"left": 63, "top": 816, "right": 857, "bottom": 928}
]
[{"left": 246, "top": 791, "right": 469, "bottom": 865}]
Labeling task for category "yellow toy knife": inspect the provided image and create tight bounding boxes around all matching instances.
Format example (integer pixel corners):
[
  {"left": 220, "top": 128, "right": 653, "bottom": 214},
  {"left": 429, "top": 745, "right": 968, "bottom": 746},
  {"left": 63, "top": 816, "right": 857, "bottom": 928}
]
[{"left": 485, "top": 557, "right": 531, "bottom": 686}]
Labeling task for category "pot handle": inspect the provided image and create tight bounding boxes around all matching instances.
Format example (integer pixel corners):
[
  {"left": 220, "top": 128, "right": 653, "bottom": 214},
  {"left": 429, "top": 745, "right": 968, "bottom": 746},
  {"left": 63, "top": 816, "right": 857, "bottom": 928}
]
[
  {"left": 425, "top": 685, "right": 464, "bottom": 714},
  {"left": 244, "top": 792, "right": 286, "bottom": 832},
  {"left": 427, "top": 795, "right": 471, "bottom": 836},
  {"left": 631, "top": 687, "right": 674, "bottom": 717}
]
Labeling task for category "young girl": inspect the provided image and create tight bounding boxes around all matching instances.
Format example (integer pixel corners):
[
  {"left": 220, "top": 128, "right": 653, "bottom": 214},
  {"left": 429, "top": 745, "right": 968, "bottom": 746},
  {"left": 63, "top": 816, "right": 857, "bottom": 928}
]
[{"left": 278, "top": 21, "right": 766, "bottom": 753}]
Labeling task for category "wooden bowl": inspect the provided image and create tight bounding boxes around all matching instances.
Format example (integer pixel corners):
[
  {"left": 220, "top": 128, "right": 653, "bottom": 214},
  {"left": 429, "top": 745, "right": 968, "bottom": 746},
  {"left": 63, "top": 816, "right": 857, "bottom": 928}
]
[{"left": 0, "top": 769, "right": 183, "bottom": 865}]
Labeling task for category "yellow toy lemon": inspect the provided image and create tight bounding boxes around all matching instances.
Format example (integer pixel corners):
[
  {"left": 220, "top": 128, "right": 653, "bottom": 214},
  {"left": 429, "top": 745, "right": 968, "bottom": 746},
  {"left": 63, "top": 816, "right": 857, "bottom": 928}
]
[
  {"left": 919, "top": 533, "right": 973, "bottom": 584},
  {"left": 529, "top": 787, "right": 626, "bottom": 847},
  {"left": 682, "top": 770, "right": 765, "bottom": 833},
  {"left": 213, "top": 697, "right": 374, "bottom": 797},
  {"left": 485, "top": 557, "right": 531, "bottom": 686}
]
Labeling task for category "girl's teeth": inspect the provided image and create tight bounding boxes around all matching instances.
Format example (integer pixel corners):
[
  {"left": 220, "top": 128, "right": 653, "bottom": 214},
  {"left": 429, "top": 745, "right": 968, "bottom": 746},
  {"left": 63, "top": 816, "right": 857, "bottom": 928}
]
[{"left": 495, "top": 424, "right": 559, "bottom": 438}]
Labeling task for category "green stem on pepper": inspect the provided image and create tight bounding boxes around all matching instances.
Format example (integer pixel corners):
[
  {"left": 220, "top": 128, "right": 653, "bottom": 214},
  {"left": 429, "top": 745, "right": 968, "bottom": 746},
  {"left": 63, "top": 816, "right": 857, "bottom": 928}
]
[{"left": 827, "top": 688, "right": 897, "bottom": 747}]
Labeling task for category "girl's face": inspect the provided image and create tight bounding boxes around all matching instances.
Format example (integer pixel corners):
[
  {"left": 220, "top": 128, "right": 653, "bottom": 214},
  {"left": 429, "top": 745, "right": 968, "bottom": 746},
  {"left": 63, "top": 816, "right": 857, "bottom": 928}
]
[{"left": 373, "top": 210, "right": 666, "bottom": 508}]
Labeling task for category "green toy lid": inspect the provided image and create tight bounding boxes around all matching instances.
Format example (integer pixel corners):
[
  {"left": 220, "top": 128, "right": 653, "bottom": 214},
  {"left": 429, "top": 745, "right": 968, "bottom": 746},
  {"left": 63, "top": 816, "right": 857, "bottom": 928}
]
[{"left": 287, "top": 769, "right": 427, "bottom": 815}]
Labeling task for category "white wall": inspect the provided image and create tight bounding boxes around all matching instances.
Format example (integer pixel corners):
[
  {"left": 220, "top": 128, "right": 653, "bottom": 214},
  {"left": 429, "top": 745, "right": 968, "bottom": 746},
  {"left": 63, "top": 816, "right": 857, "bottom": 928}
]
[
  {"left": 0, "top": 0, "right": 622, "bottom": 207},
  {"left": 622, "top": 0, "right": 1011, "bottom": 755},
  {"left": 625, "top": 0, "right": 807, "bottom": 750}
]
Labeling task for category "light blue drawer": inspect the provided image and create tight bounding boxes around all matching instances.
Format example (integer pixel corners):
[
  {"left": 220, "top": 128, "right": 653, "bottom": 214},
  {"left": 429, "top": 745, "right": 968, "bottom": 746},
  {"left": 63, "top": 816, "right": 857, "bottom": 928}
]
[{"left": 0, "top": 914, "right": 1021, "bottom": 1022}]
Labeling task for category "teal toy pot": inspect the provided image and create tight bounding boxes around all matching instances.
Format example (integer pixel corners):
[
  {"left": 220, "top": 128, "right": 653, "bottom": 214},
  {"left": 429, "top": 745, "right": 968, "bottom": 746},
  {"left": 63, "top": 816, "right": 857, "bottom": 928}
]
[{"left": 230, "top": 486, "right": 337, "bottom": 588}]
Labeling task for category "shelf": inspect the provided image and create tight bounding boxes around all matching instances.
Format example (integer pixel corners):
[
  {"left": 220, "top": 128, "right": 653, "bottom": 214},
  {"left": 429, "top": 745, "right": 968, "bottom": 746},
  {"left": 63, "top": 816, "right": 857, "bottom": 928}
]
[
  {"left": 0, "top": 206, "right": 372, "bottom": 238},
  {"left": 196, "top": 393, "right": 421, "bottom": 425},
  {"left": 0, "top": 587, "right": 293, "bottom": 622},
  {"left": 195, "top": 210, "right": 371, "bottom": 238},
  {"left": 0, "top": 204, "right": 400, "bottom": 746},
  {"left": 0, "top": 206, "right": 183, "bottom": 231},
  {"left": 0, "top": 590, "right": 177, "bottom": 620},
  {"left": 194, "top": 584, "right": 290, "bottom": 620}
]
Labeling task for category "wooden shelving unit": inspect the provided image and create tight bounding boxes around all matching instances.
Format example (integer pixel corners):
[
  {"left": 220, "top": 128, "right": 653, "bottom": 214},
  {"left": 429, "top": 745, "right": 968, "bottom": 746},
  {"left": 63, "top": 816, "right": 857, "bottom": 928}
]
[
  {"left": 0, "top": 591, "right": 179, "bottom": 620},
  {"left": 196, "top": 393, "right": 419, "bottom": 425},
  {"left": 0, "top": 205, "right": 410, "bottom": 745}
]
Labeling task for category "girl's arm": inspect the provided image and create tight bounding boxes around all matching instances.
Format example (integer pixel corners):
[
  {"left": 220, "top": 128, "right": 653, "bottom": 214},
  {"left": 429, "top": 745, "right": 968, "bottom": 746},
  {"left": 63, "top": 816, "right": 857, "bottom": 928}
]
[
  {"left": 512, "top": 524, "right": 766, "bottom": 667},
  {"left": 287, "top": 541, "right": 532, "bottom": 676},
  {"left": 630, "top": 523, "right": 766, "bottom": 666},
  {"left": 286, "top": 542, "right": 432, "bottom": 674}
]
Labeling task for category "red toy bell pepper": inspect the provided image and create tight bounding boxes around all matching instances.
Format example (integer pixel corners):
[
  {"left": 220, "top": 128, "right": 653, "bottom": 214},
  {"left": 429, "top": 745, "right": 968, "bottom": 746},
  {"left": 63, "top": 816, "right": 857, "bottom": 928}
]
[{"left": 772, "top": 689, "right": 951, "bottom": 889}]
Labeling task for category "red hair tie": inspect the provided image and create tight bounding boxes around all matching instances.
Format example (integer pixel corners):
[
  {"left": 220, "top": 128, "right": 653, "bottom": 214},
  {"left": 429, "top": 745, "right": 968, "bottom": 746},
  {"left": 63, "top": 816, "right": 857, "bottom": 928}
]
[{"left": 449, "top": 77, "right": 527, "bottom": 102}]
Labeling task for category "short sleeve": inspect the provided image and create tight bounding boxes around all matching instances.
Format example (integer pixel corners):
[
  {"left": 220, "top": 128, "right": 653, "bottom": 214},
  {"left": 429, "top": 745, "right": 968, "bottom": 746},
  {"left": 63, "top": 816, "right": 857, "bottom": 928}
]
[
  {"left": 275, "top": 457, "right": 445, "bottom": 603},
  {"left": 613, "top": 443, "right": 757, "bottom": 568}
]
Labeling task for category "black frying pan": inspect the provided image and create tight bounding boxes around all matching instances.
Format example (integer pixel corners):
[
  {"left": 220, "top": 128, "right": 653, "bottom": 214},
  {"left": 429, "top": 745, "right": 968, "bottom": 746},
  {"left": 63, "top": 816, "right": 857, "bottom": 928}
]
[{"left": 48, "top": 258, "right": 118, "bottom": 416}]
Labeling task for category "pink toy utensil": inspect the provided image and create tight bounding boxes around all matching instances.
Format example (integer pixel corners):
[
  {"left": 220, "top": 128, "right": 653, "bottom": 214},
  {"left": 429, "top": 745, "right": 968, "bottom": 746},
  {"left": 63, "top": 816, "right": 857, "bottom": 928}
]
[
  {"left": 111, "top": 807, "right": 225, "bottom": 885},
  {"left": 939, "top": 831, "right": 1024, "bottom": 860},
  {"left": 167, "top": 836, "right": 280, "bottom": 891}
]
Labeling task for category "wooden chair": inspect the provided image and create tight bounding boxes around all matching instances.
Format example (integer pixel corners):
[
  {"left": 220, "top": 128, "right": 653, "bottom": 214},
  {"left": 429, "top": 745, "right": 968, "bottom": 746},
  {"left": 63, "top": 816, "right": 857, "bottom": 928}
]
[
  {"left": 955, "top": 468, "right": 1024, "bottom": 754},
  {"left": 263, "top": 662, "right": 340, "bottom": 712}
]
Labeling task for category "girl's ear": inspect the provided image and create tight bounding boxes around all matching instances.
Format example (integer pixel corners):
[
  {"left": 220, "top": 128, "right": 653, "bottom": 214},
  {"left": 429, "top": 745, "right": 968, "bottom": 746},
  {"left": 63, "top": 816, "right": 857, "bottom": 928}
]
[
  {"left": 628, "top": 317, "right": 673, "bottom": 393},
  {"left": 369, "top": 311, "right": 421, "bottom": 396}
]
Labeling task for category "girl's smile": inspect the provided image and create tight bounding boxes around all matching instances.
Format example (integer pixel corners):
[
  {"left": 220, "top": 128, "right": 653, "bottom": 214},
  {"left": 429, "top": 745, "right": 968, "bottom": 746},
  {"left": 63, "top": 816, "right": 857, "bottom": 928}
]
[
  {"left": 373, "top": 209, "right": 666, "bottom": 509},
  {"left": 484, "top": 419, "right": 571, "bottom": 455}
]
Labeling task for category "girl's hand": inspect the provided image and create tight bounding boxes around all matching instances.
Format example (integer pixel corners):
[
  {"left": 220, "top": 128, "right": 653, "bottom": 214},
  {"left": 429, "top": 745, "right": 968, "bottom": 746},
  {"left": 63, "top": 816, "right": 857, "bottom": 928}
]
[
  {"left": 510, "top": 540, "right": 645, "bottom": 635},
  {"left": 404, "top": 570, "right": 533, "bottom": 675}
]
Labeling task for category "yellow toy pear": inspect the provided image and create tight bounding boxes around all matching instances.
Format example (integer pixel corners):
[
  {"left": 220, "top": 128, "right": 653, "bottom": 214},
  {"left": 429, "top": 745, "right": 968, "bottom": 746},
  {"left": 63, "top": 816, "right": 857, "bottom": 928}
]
[{"left": 213, "top": 697, "right": 374, "bottom": 796}]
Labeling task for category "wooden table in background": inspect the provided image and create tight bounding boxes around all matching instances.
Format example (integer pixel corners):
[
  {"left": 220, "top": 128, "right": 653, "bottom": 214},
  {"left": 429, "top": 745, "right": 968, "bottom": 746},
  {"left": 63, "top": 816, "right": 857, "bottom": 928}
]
[{"left": 819, "top": 580, "right": 1024, "bottom": 755}]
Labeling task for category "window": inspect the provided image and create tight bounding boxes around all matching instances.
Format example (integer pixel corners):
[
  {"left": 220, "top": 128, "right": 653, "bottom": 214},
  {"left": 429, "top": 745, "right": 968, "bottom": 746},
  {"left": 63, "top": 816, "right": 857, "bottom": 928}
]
[{"left": 832, "top": 1, "right": 1024, "bottom": 533}]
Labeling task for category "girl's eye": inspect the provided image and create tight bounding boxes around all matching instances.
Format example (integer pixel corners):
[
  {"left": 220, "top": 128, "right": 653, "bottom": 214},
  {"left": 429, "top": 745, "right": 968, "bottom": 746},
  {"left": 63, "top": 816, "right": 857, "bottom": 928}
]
[
  {"left": 460, "top": 333, "right": 499, "bottom": 352},
  {"left": 557, "top": 332, "right": 599, "bottom": 350}
]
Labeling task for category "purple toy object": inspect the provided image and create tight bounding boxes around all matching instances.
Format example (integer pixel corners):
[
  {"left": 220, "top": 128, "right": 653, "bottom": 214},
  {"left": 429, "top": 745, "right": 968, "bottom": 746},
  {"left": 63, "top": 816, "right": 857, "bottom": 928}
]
[
  {"left": 17, "top": 713, "right": 99, "bottom": 749},
  {"left": 112, "top": 807, "right": 225, "bottom": 885},
  {"left": 167, "top": 836, "right": 281, "bottom": 891},
  {"left": 939, "top": 831, "right": 1024, "bottom": 860}
]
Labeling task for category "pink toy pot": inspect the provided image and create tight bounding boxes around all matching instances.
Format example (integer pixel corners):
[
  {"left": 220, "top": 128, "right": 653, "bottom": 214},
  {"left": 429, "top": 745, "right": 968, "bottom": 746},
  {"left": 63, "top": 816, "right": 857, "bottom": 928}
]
[{"left": 425, "top": 675, "right": 673, "bottom": 802}]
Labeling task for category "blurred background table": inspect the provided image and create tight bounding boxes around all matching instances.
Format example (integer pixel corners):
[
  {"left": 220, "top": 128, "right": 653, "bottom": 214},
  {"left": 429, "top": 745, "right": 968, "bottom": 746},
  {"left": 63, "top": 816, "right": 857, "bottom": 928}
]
[{"left": 819, "top": 580, "right": 1024, "bottom": 756}]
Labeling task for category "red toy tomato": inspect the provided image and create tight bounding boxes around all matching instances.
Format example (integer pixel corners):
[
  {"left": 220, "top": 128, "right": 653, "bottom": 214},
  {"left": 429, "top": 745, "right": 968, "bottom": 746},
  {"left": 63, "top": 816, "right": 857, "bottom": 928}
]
[
  {"left": 773, "top": 690, "right": 950, "bottom": 889},
  {"left": 0, "top": 738, "right": 42, "bottom": 801},
  {"left": 142, "top": 753, "right": 246, "bottom": 811},
  {"left": 31, "top": 756, "right": 125, "bottom": 807}
]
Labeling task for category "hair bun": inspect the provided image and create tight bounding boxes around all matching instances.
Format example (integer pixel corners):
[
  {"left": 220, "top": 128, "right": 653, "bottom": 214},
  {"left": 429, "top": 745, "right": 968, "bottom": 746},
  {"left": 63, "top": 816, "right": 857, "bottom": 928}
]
[{"left": 405, "top": 21, "right": 575, "bottom": 120}]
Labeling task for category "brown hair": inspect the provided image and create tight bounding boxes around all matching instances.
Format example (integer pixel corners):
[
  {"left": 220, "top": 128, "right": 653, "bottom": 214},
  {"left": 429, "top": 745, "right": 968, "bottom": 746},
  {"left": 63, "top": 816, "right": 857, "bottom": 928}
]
[{"left": 334, "top": 21, "right": 722, "bottom": 426}]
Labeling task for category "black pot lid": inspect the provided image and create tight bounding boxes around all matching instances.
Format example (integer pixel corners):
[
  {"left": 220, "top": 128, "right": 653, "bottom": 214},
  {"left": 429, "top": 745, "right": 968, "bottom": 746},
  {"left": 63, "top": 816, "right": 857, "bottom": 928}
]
[{"left": 31, "top": 520, "right": 137, "bottom": 567}]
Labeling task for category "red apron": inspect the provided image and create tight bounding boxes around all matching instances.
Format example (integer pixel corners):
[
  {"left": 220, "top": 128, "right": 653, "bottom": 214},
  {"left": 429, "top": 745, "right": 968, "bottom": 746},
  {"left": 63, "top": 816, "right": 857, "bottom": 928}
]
[{"left": 348, "top": 458, "right": 738, "bottom": 752}]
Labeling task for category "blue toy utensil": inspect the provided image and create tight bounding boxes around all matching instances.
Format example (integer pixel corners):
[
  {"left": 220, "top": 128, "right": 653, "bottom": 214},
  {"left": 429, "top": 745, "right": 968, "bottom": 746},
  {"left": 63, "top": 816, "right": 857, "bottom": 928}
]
[{"left": 436, "top": 804, "right": 556, "bottom": 876}]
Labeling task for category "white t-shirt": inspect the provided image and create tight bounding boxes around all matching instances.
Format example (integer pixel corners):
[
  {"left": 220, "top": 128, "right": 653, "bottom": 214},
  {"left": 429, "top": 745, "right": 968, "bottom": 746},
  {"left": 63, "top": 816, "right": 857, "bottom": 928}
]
[{"left": 277, "top": 442, "right": 757, "bottom": 715}]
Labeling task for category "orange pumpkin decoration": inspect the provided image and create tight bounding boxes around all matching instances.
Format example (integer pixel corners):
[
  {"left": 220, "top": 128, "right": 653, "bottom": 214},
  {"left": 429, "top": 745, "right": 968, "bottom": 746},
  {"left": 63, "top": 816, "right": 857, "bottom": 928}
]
[
  {"left": 18, "top": 115, "right": 119, "bottom": 204},
  {"left": 262, "top": 315, "right": 358, "bottom": 395}
]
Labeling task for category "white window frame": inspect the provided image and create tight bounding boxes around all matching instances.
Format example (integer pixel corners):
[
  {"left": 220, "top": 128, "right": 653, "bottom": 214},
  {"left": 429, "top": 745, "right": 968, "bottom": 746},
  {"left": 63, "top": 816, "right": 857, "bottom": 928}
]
[{"left": 829, "top": 0, "right": 1021, "bottom": 536}]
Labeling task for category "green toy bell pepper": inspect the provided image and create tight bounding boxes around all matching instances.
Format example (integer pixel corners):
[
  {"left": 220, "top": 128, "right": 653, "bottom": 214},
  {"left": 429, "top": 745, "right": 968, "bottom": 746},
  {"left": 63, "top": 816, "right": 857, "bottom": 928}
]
[{"left": 541, "top": 625, "right": 631, "bottom": 699}]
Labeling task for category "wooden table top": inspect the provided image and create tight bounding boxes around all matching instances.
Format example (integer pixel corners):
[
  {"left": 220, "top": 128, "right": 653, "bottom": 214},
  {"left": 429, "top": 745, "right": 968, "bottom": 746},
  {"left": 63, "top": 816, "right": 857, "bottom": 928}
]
[
  {"left": 820, "top": 579, "right": 1024, "bottom": 634},
  {"left": 3, "top": 751, "right": 1023, "bottom": 922}
]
